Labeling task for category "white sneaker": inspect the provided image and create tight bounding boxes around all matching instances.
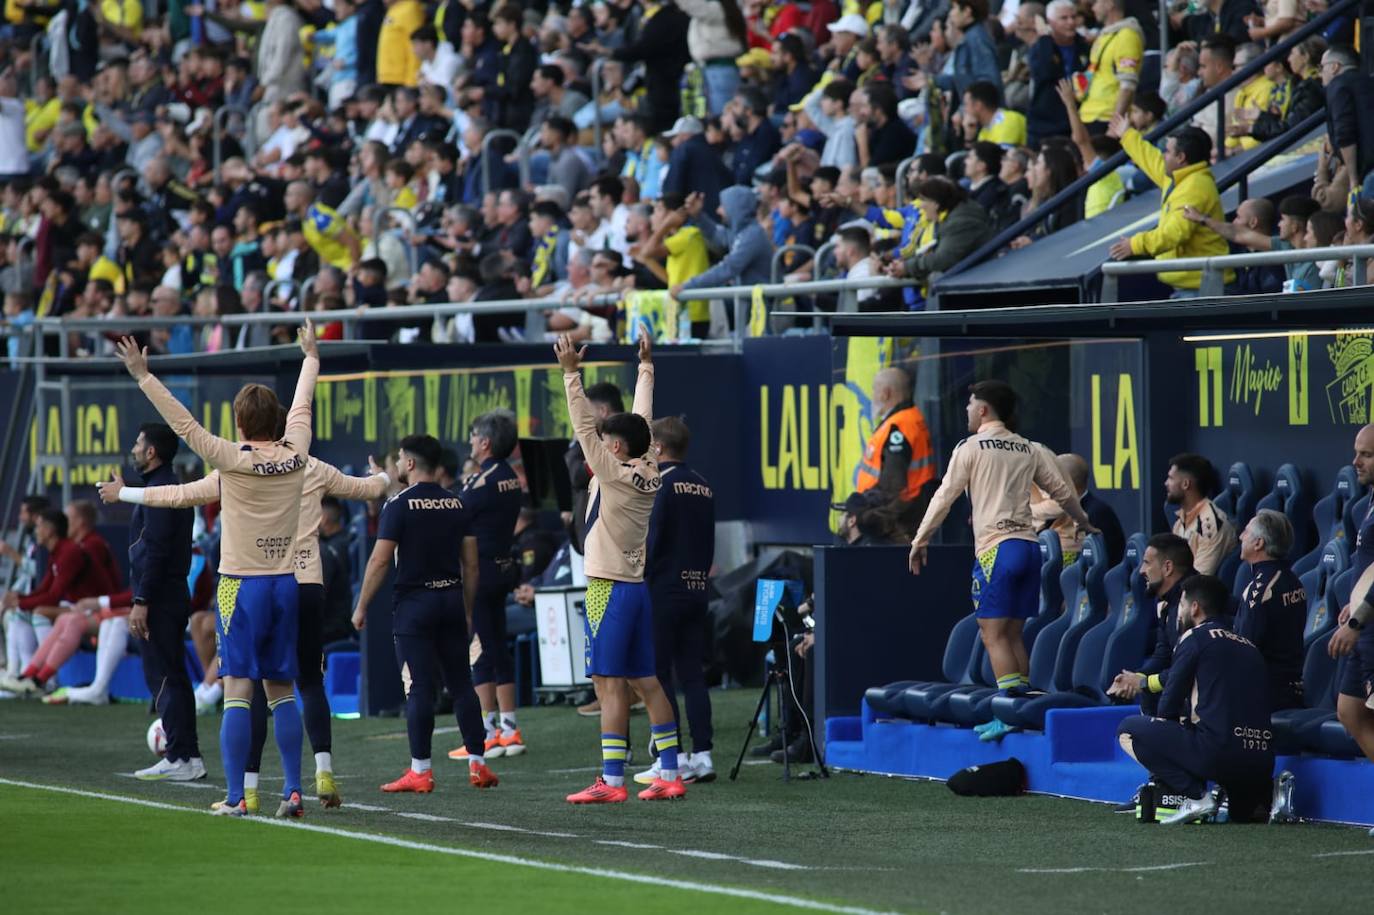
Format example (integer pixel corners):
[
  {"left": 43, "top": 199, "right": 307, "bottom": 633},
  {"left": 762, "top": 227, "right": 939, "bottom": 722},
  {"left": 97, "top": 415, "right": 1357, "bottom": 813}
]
[
  {"left": 1160, "top": 793, "right": 1218, "bottom": 825},
  {"left": 135, "top": 757, "right": 202, "bottom": 781},
  {"left": 684, "top": 752, "right": 716, "bottom": 784},
  {"left": 0, "top": 673, "right": 33, "bottom": 694},
  {"left": 66, "top": 685, "right": 109, "bottom": 705},
  {"left": 633, "top": 758, "right": 662, "bottom": 785},
  {"left": 187, "top": 757, "right": 207, "bottom": 780}
]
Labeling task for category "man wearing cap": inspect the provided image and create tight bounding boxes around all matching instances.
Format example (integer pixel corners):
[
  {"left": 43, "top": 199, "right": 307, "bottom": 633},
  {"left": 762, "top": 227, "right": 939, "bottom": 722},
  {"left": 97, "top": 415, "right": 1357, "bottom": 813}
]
[
  {"left": 825, "top": 14, "right": 870, "bottom": 82},
  {"left": 662, "top": 116, "right": 726, "bottom": 216},
  {"left": 834, "top": 490, "right": 887, "bottom": 546}
]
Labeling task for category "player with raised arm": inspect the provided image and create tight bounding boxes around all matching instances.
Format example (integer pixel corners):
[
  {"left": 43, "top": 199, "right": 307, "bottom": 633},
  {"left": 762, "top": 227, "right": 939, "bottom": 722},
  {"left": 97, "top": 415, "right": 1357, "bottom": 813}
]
[
  {"left": 558, "top": 331, "right": 686, "bottom": 804},
  {"left": 351, "top": 434, "right": 498, "bottom": 794},
  {"left": 112, "top": 323, "right": 320, "bottom": 819},
  {"left": 909, "top": 381, "right": 1099, "bottom": 742},
  {"left": 100, "top": 418, "right": 391, "bottom": 811}
]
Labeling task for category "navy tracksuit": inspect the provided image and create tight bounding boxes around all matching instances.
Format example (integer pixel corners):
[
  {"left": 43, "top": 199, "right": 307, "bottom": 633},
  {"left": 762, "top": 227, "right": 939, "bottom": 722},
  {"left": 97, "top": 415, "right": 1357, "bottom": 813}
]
[
  {"left": 1234, "top": 560, "right": 1307, "bottom": 711},
  {"left": 1137, "top": 580, "right": 1184, "bottom": 717},
  {"left": 131, "top": 463, "right": 197, "bottom": 762},
  {"left": 460, "top": 458, "right": 523, "bottom": 687},
  {"left": 1119, "top": 619, "right": 1274, "bottom": 809},
  {"left": 646, "top": 461, "right": 715, "bottom": 752},
  {"left": 379, "top": 482, "right": 485, "bottom": 761},
  {"left": 1340, "top": 495, "right": 1374, "bottom": 701}
]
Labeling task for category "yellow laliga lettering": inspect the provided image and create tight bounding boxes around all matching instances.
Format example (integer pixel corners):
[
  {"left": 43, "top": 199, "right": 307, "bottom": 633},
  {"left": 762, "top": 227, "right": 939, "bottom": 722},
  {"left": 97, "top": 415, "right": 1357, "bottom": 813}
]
[
  {"left": 800, "top": 385, "right": 820, "bottom": 489},
  {"left": 819, "top": 383, "right": 830, "bottom": 490},
  {"left": 759, "top": 386, "right": 777, "bottom": 489},
  {"left": 1091, "top": 374, "right": 1110, "bottom": 490},
  {"left": 1113, "top": 374, "right": 1139, "bottom": 490},
  {"left": 778, "top": 384, "right": 800, "bottom": 489}
]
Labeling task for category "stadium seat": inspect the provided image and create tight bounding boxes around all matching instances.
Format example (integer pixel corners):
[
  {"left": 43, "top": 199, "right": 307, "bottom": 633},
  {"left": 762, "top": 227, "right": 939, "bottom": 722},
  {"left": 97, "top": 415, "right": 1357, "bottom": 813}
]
[
  {"left": 991, "top": 536, "right": 1144, "bottom": 729},
  {"left": 898, "top": 615, "right": 991, "bottom": 721},
  {"left": 1293, "top": 465, "right": 1360, "bottom": 576},
  {"left": 1215, "top": 461, "right": 1260, "bottom": 532},
  {"left": 942, "top": 532, "right": 1069, "bottom": 725},
  {"left": 1254, "top": 463, "right": 1313, "bottom": 560},
  {"left": 867, "top": 611, "right": 979, "bottom": 720},
  {"left": 1272, "top": 568, "right": 1354, "bottom": 753},
  {"left": 989, "top": 536, "right": 1109, "bottom": 729},
  {"left": 1313, "top": 711, "right": 1363, "bottom": 758},
  {"left": 324, "top": 650, "right": 361, "bottom": 717}
]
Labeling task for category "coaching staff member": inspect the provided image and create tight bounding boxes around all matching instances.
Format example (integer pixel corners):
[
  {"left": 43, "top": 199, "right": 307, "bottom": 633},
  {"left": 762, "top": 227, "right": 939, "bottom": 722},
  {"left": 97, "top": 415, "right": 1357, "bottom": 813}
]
[
  {"left": 103, "top": 423, "right": 198, "bottom": 779},
  {"left": 1235, "top": 509, "right": 1306, "bottom": 712},
  {"left": 639, "top": 415, "right": 716, "bottom": 784},
  {"left": 352, "top": 434, "right": 498, "bottom": 794},
  {"left": 1118, "top": 574, "right": 1275, "bottom": 824}
]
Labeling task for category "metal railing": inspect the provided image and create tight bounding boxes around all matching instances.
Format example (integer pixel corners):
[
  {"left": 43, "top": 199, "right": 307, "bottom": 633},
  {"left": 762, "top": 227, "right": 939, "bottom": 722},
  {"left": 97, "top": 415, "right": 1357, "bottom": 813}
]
[
  {"left": 481, "top": 129, "right": 529, "bottom": 197},
  {"left": 1100, "top": 243, "right": 1374, "bottom": 301},
  {"left": 212, "top": 104, "right": 252, "bottom": 184},
  {"left": 1, "top": 277, "right": 918, "bottom": 356},
  {"left": 936, "top": 0, "right": 1358, "bottom": 287},
  {"left": 771, "top": 245, "right": 815, "bottom": 282}
]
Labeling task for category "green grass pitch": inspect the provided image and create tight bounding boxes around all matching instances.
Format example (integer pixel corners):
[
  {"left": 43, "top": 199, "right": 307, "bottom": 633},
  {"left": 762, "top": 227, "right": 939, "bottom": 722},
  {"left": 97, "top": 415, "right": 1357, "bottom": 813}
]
[{"left": 1, "top": 688, "right": 1369, "bottom": 914}]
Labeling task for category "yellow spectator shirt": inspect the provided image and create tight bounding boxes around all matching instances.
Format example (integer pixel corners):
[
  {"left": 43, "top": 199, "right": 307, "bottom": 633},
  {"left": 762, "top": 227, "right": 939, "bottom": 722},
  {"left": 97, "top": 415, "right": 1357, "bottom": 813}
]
[
  {"left": 665, "top": 226, "right": 711, "bottom": 322},
  {"left": 101, "top": 0, "right": 143, "bottom": 37},
  {"left": 1081, "top": 19, "right": 1144, "bottom": 123},
  {"left": 303, "top": 203, "right": 355, "bottom": 270},
  {"left": 377, "top": 0, "right": 424, "bottom": 86}
]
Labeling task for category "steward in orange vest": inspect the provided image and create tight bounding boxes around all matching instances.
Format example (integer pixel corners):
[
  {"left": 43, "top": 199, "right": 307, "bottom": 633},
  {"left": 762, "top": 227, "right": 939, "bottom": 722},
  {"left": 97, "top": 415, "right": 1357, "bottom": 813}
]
[{"left": 855, "top": 369, "right": 936, "bottom": 535}]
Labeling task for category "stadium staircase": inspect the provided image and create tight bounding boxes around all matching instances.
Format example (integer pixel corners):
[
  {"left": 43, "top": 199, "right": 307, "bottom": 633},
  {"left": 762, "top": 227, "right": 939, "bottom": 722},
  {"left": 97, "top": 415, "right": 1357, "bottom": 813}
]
[{"left": 831, "top": 460, "right": 1374, "bottom": 825}]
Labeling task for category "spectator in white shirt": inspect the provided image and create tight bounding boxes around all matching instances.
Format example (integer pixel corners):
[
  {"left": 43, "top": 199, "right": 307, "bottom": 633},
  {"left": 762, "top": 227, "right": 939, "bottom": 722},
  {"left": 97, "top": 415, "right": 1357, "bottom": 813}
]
[
  {"left": 835, "top": 225, "right": 879, "bottom": 307},
  {"left": 412, "top": 25, "right": 461, "bottom": 97},
  {"left": 0, "top": 72, "right": 31, "bottom": 178}
]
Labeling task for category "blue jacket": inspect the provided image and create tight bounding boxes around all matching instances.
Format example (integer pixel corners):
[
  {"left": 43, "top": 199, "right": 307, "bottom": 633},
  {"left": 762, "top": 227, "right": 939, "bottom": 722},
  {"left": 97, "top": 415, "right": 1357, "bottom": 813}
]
[
  {"left": 1159, "top": 618, "right": 1273, "bottom": 753},
  {"left": 1026, "top": 35, "right": 1091, "bottom": 145},
  {"left": 731, "top": 119, "right": 780, "bottom": 187},
  {"left": 646, "top": 461, "right": 715, "bottom": 602},
  {"left": 128, "top": 463, "right": 193, "bottom": 606},
  {"left": 664, "top": 135, "right": 727, "bottom": 215},
  {"left": 937, "top": 22, "right": 1001, "bottom": 101},
  {"left": 683, "top": 185, "right": 773, "bottom": 291}
]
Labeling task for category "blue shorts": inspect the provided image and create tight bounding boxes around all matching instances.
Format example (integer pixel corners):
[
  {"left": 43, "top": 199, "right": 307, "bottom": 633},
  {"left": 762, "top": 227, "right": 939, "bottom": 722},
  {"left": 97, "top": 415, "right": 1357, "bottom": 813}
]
[
  {"left": 584, "top": 578, "right": 655, "bottom": 679},
  {"left": 971, "top": 539, "right": 1040, "bottom": 620},
  {"left": 215, "top": 573, "right": 299, "bottom": 681},
  {"left": 1337, "top": 627, "right": 1374, "bottom": 699}
]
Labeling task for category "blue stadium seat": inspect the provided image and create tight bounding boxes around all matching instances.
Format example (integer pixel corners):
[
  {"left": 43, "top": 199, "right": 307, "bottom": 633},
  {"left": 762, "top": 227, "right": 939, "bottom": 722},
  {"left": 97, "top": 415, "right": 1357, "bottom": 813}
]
[
  {"left": 1272, "top": 568, "right": 1354, "bottom": 753},
  {"left": 1293, "top": 465, "right": 1360, "bottom": 576},
  {"left": 942, "top": 532, "right": 1070, "bottom": 725},
  {"left": 992, "top": 536, "right": 1144, "bottom": 729},
  {"left": 324, "top": 650, "right": 361, "bottom": 717},
  {"left": 988, "top": 536, "right": 1109, "bottom": 728},
  {"left": 865, "top": 612, "right": 979, "bottom": 719},
  {"left": 1215, "top": 461, "right": 1260, "bottom": 532},
  {"left": 1254, "top": 463, "right": 1313, "bottom": 560},
  {"left": 1022, "top": 530, "right": 1066, "bottom": 653},
  {"left": 898, "top": 615, "right": 990, "bottom": 721}
]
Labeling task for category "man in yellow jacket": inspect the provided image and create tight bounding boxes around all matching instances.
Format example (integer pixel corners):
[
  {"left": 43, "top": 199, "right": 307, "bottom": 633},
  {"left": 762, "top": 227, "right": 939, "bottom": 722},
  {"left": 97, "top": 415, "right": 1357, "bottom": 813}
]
[
  {"left": 378, "top": 0, "right": 425, "bottom": 86},
  {"left": 1106, "top": 114, "right": 1231, "bottom": 295}
]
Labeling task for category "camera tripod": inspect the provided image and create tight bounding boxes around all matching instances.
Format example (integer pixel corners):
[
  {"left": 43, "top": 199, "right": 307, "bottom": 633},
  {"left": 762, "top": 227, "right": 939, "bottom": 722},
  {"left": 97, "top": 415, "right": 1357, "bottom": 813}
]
[{"left": 729, "top": 627, "right": 828, "bottom": 783}]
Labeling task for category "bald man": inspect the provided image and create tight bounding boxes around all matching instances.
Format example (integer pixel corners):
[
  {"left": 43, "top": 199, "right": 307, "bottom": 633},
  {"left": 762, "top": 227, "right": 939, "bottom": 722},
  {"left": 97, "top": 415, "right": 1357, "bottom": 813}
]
[
  {"left": 1031, "top": 452, "right": 1125, "bottom": 566},
  {"left": 1329, "top": 425, "right": 1374, "bottom": 805},
  {"left": 856, "top": 368, "right": 936, "bottom": 536}
]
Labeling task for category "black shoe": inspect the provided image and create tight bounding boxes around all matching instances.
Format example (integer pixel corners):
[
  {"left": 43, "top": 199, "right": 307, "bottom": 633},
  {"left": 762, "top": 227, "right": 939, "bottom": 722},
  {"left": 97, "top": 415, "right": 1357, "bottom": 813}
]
[
  {"left": 1113, "top": 783, "right": 1146, "bottom": 813},
  {"left": 770, "top": 737, "right": 814, "bottom": 765},
  {"left": 750, "top": 733, "right": 786, "bottom": 758}
]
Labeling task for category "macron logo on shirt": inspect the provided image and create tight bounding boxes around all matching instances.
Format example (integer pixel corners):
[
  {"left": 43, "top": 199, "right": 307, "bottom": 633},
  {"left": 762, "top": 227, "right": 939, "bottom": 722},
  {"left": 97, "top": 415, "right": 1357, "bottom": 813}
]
[
  {"left": 252, "top": 454, "right": 307, "bottom": 475},
  {"left": 408, "top": 497, "right": 464, "bottom": 510},
  {"left": 977, "top": 439, "right": 1032, "bottom": 454}
]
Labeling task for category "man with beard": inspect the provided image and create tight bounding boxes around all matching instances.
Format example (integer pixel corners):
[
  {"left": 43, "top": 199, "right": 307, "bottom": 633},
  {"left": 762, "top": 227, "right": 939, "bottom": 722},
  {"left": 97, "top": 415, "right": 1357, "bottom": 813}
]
[{"left": 1166, "top": 453, "right": 1237, "bottom": 576}]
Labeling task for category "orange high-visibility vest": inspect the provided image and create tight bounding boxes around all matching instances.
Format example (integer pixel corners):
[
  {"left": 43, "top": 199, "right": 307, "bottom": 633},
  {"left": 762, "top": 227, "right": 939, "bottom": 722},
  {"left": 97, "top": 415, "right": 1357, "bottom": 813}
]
[{"left": 856, "top": 404, "right": 935, "bottom": 502}]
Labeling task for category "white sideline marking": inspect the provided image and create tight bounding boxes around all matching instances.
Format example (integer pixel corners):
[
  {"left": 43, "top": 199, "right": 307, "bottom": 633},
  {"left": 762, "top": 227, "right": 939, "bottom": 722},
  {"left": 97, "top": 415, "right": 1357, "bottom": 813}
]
[
  {"left": 1019, "top": 862, "right": 1207, "bottom": 875},
  {"left": 1, "top": 779, "right": 880, "bottom": 914},
  {"left": 0, "top": 733, "right": 34, "bottom": 740},
  {"left": 346, "top": 803, "right": 390, "bottom": 812},
  {"left": 370, "top": 725, "right": 461, "bottom": 741},
  {"left": 114, "top": 773, "right": 221, "bottom": 791},
  {"left": 395, "top": 812, "right": 453, "bottom": 822},
  {"left": 597, "top": 840, "right": 663, "bottom": 850},
  {"left": 1312, "top": 849, "right": 1374, "bottom": 858}
]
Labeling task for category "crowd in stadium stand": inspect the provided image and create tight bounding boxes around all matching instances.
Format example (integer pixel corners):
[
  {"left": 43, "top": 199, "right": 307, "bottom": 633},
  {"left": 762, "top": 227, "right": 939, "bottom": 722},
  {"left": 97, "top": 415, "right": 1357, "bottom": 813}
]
[{"left": 0, "top": 0, "right": 1369, "bottom": 356}]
